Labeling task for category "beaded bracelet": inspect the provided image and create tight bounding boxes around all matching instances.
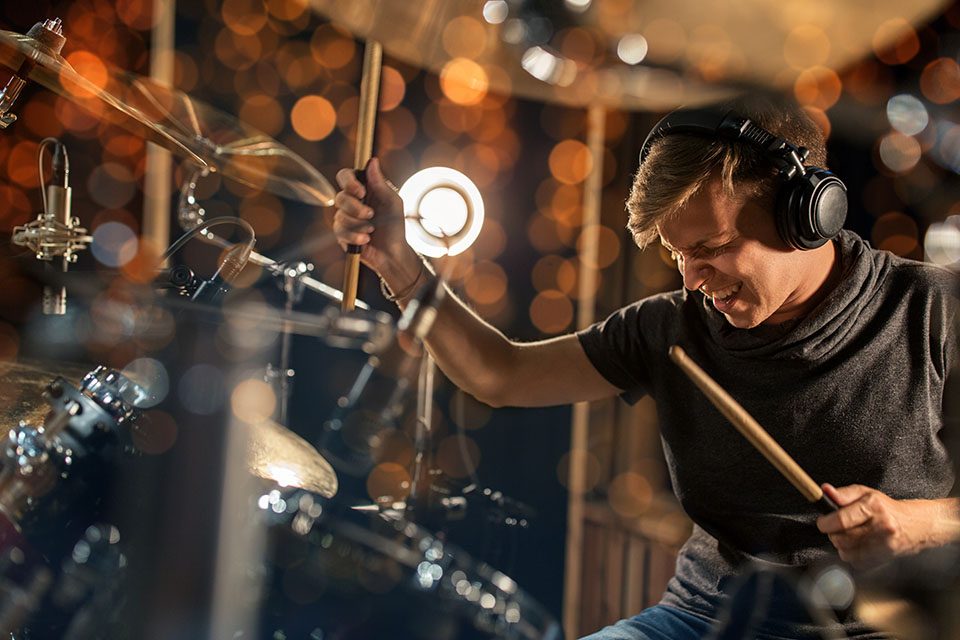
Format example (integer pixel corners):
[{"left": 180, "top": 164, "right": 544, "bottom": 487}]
[{"left": 379, "top": 258, "right": 427, "bottom": 303}]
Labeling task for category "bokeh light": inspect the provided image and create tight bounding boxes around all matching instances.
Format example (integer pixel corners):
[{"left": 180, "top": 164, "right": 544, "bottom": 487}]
[
  {"left": 91, "top": 222, "right": 139, "bottom": 267},
  {"left": 178, "top": 364, "right": 226, "bottom": 415},
  {"left": 440, "top": 58, "right": 490, "bottom": 106},
  {"left": 878, "top": 132, "right": 922, "bottom": 174},
  {"left": 886, "top": 95, "right": 928, "bottom": 136},
  {"left": 530, "top": 290, "right": 573, "bottom": 334},
  {"left": 231, "top": 377, "right": 277, "bottom": 423},
  {"left": 607, "top": 471, "right": 654, "bottom": 518},
  {"left": 920, "top": 58, "right": 960, "bottom": 105},
  {"left": 924, "top": 216, "right": 960, "bottom": 267},
  {"left": 291, "top": 95, "right": 336, "bottom": 141}
]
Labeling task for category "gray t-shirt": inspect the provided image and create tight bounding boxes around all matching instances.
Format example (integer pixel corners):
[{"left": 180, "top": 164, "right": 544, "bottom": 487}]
[{"left": 577, "top": 231, "right": 959, "bottom": 638}]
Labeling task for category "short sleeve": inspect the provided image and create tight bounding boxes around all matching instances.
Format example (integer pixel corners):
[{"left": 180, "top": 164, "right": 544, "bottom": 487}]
[{"left": 576, "top": 292, "right": 683, "bottom": 405}]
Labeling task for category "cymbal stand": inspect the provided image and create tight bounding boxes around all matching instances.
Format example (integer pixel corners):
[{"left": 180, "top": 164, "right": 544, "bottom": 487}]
[
  {"left": 177, "top": 164, "right": 368, "bottom": 310},
  {"left": 407, "top": 354, "right": 436, "bottom": 515},
  {"left": 268, "top": 261, "right": 310, "bottom": 426}
]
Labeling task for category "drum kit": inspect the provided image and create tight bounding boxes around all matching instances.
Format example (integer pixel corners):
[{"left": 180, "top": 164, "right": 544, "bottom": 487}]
[
  {"left": 0, "top": 2, "right": 955, "bottom": 638},
  {"left": 0, "top": 14, "right": 557, "bottom": 640}
]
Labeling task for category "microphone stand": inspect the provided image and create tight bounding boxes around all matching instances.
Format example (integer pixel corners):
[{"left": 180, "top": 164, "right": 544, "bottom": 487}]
[{"left": 177, "top": 165, "right": 369, "bottom": 310}]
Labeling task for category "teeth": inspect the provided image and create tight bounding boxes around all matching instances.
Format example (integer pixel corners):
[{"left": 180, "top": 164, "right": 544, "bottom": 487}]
[{"left": 705, "top": 283, "right": 741, "bottom": 301}]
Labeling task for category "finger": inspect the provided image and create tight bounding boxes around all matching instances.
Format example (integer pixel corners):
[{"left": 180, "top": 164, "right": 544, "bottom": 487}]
[
  {"left": 367, "top": 157, "right": 396, "bottom": 196},
  {"left": 825, "top": 483, "right": 872, "bottom": 506},
  {"left": 333, "top": 215, "right": 375, "bottom": 235},
  {"left": 336, "top": 168, "right": 366, "bottom": 199},
  {"left": 827, "top": 521, "right": 875, "bottom": 551},
  {"left": 818, "top": 494, "right": 876, "bottom": 534},
  {"left": 334, "top": 192, "right": 374, "bottom": 219}
]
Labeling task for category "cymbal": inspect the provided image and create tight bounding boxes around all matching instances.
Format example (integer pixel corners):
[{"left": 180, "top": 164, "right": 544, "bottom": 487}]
[
  {"left": 0, "top": 30, "right": 205, "bottom": 166},
  {"left": 0, "top": 29, "right": 335, "bottom": 206},
  {"left": 310, "top": 0, "right": 947, "bottom": 110},
  {"left": 0, "top": 359, "right": 94, "bottom": 429},
  {"left": 247, "top": 418, "right": 338, "bottom": 498},
  {"left": 107, "top": 74, "right": 336, "bottom": 206}
]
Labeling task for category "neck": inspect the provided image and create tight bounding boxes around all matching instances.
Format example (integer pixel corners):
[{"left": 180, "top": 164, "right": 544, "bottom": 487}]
[{"left": 764, "top": 240, "right": 841, "bottom": 325}]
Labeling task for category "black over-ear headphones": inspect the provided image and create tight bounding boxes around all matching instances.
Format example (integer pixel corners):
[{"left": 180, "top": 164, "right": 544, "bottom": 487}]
[{"left": 639, "top": 108, "right": 847, "bottom": 250}]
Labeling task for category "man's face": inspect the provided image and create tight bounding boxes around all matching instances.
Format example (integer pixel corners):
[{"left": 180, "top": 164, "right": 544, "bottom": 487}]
[{"left": 657, "top": 177, "right": 832, "bottom": 328}]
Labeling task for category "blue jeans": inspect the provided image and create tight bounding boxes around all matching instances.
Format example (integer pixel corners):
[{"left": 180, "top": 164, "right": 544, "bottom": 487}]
[
  {"left": 579, "top": 568, "right": 850, "bottom": 640},
  {"left": 579, "top": 605, "right": 716, "bottom": 640}
]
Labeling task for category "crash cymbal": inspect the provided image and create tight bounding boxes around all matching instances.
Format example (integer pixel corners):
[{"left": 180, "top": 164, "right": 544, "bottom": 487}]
[
  {"left": 247, "top": 418, "right": 338, "bottom": 498},
  {"left": 107, "top": 74, "right": 336, "bottom": 206},
  {"left": 0, "top": 29, "right": 205, "bottom": 166},
  {"left": 0, "top": 27, "right": 334, "bottom": 206},
  {"left": 310, "top": 0, "right": 947, "bottom": 110},
  {"left": 0, "top": 359, "right": 94, "bottom": 429}
]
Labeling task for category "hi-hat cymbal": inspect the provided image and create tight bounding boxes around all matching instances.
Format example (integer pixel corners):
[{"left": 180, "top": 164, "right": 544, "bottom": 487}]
[
  {"left": 0, "top": 29, "right": 335, "bottom": 206},
  {"left": 310, "top": 0, "right": 947, "bottom": 110},
  {"left": 0, "top": 359, "right": 94, "bottom": 429},
  {"left": 247, "top": 418, "right": 338, "bottom": 498}
]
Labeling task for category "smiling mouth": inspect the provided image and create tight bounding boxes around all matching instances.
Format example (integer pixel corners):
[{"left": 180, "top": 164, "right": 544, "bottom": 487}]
[{"left": 702, "top": 283, "right": 742, "bottom": 304}]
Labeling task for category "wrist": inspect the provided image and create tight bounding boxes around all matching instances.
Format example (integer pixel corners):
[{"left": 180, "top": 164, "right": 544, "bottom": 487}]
[
  {"left": 929, "top": 498, "right": 960, "bottom": 546},
  {"left": 380, "top": 250, "right": 431, "bottom": 304},
  {"left": 379, "top": 248, "right": 420, "bottom": 291}
]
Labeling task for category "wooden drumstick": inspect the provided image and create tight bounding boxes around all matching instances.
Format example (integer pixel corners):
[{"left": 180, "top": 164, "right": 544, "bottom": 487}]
[
  {"left": 341, "top": 40, "right": 382, "bottom": 312},
  {"left": 668, "top": 345, "right": 839, "bottom": 514}
]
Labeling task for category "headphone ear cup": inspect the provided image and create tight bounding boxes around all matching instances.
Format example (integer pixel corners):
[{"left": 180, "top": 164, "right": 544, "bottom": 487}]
[{"left": 775, "top": 169, "right": 848, "bottom": 250}]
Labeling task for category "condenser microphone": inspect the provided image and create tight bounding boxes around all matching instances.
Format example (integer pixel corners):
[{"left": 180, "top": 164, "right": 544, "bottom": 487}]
[
  {"left": 0, "top": 18, "right": 66, "bottom": 129},
  {"left": 42, "top": 142, "right": 70, "bottom": 315},
  {"left": 189, "top": 240, "right": 253, "bottom": 304}
]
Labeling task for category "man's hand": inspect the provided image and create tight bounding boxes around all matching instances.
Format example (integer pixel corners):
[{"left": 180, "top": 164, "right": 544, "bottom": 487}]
[
  {"left": 333, "top": 157, "right": 419, "bottom": 283},
  {"left": 816, "top": 483, "right": 960, "bottom": 568}
]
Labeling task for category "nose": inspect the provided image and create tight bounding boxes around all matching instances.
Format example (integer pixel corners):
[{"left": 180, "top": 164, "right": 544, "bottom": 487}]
[{"left": 679, "top": 255, "right": 712, "bottom": 292}]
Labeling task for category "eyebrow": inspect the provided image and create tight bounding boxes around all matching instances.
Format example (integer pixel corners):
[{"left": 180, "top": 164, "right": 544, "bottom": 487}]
[{"left": 660, "top": 231, "right": 737, "bottom": 254}]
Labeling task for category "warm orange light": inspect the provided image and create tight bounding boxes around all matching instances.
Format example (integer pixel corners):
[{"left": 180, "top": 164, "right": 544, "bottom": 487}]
[
  {"left": 266, "top": 0, "right": 309, "bottom": 21},
  {"left": 291, "top": 95, "right": 336, "bottom": 141},
  {"left": 64, "top": 51, "right": 109, "bottom": 96},
  {"left": 442, "top": 16, "right": 487, "bottom": 59},
  {"left": 6, "top": 141, "right": 39, "bottom": 188},
  {"left": 872, "top": 18, "right": 920, "bottom": 66},
  {"left": 464, "top": 260, "right": 507, "bottom": 305},
  {"left": 116, "top": 0, "right": 155, "bottom": 30},
  {"left": 549, "top": 139, "right": 593, "bottom": 185},
  {"left": 920, "top": 58, "right": 960, "bottom": 105},
  {"left": 310, "top": 25, "right": 357, "bottom": 69},
  {"left": 802, "top": 106, "right": 831, "bottom": 139},
  {"left": 239, "top": 94, "right": 285, "bottom": 136},
  {"left": 793, "top": 66, "right": 842, "bottom": 110},
  {"left": 608, "top": 471, "right": 654, "bottom": 518},
  {"left": 379, "top": 66, "right": 406, "bottom": 112},
  {"left": 366, "top": 462, "right": 412, "bottom": 502},
  {"left": 872, "top": 211, "right": 919, "bottom": 257},
  {"left": 578, "top": 225, "right": 621, "bottom": 269},
  {"left": 221, "top": 0, "right": 268, "bottom": 36},
  {"left": 440, "top": 58, "right": 489, "bottom": 106},
  {"left": 530, "top": 289, "right": 574, "bottom": 334}
]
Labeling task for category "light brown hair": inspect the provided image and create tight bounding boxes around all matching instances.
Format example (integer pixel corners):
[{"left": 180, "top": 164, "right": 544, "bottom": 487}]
[{"left": 626, "top": 95, "right": 828, "bottom": 248}]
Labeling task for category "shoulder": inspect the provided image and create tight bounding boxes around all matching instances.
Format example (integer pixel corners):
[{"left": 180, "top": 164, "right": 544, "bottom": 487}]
[{"left": 883, "top": 253, "right": 958, "bottom": 302}]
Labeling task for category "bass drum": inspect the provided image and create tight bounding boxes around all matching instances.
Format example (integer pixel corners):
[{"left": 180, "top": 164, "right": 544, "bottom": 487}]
[{"left": 255, "top": 490, "right": 562, "bottom": 640}]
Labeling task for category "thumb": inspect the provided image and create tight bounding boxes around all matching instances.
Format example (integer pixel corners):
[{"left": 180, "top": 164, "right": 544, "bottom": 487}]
[
  {"left": 822, "top": 482, "right": 867, "bottom": 508},
  {"left": 366, "top": 157, "right": 388, "bottom": 190}
]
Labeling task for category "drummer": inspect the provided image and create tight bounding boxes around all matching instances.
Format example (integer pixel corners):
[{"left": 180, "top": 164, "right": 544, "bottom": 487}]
[{"left": 332, "top": 95, "right": 959, "bottom": 639}]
